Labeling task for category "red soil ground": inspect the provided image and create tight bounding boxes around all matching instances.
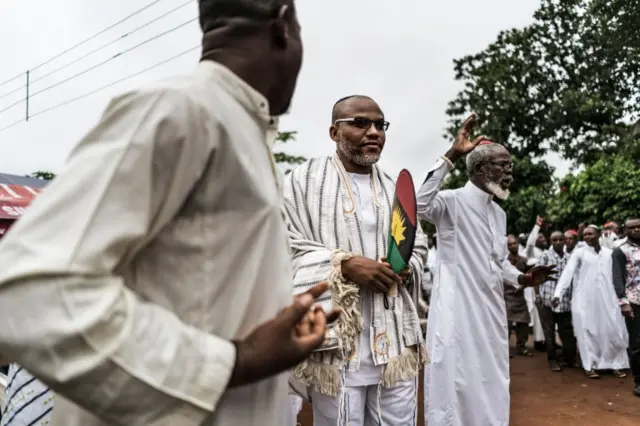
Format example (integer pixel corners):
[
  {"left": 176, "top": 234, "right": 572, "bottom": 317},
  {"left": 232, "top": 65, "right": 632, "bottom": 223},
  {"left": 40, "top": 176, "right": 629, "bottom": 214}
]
[{"left": 298, "top": 349, "right": 640, "bottom": 425}]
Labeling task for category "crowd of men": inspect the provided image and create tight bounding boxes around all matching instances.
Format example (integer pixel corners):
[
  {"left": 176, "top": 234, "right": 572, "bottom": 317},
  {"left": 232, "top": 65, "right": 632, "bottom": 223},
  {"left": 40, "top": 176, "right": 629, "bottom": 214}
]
[
  {"left": 425, "top": 218, "right": 640, "bottom": 386},
  {"left": 0, "top": 1, "right": 637, "bottom": 426}
]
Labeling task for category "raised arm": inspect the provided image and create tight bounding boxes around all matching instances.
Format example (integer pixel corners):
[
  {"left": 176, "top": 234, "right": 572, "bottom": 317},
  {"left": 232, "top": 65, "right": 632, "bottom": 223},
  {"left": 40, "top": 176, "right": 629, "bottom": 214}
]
[
  {"left": 418, "top": 113, "right": 486, "bottom": 224},
  {"left": 525, "top": 216, "right": 543, "bottom": 259},
  {"left": 0, "top": 89, "right": 232, "bottom": 425}
]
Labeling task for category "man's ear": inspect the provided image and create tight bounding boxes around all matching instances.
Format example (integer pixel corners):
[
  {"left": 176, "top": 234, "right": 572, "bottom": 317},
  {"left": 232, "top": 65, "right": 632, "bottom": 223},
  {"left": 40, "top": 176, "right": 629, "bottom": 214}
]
[
  {"left": 329, "top": 125, "right": 339, "bottom": 143},
  {"left": 270, "top": 5, "right": 290, "bottom": 49}
]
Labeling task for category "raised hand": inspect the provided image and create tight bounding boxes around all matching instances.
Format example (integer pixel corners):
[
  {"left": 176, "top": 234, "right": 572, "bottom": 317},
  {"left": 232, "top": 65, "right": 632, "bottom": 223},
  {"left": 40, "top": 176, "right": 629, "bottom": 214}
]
[
  {"left": 228, "top": 282, "right": 341, "bottom": 388},
  {"left": 520, "top": 264, "right": 558, "bottom": 287},
  {"left": 536, "top": 215, "right": 544, "bottom": 227},
  {"left": 342, "top": 256, "right": 402, "bottom": 293},
  {"left": 451, "top": 113, "right": 489, "bottom": 155}
]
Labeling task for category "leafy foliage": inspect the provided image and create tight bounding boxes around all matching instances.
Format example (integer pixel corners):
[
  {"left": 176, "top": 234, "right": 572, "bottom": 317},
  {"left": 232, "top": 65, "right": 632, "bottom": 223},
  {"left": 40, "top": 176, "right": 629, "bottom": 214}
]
[
  {"left": 274, "top": 131, "right": 306, "bottom": 173},
  {"left": 547, "top": 154, "right": 640, "bottom": 228},
  {"left": 440, "top": 0, "right": 640, "bottom": 235},
  {"left": 29, "top": 171, "right": 55, "bottom": 180},
  {"left": 446, "top": 0, "right": 640, "bottom": 165}
]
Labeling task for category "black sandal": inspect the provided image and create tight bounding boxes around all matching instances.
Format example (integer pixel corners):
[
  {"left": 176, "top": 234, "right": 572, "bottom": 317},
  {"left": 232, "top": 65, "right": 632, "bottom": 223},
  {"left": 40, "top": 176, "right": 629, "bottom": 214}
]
[
  {"left": 519, "top": 349, "right": 533, "bottom": 357},
  {"left": 549, "top": 361, "right": 562, "bottom": 372}
]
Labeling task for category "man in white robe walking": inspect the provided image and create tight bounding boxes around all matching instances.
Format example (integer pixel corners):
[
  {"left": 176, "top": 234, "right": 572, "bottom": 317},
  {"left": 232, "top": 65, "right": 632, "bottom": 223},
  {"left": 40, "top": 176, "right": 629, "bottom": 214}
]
[
  {"left": 0, "top": 1, "right": 340, "bottom": 425},
  {"left": 523, "top": 216, "right": 547, "bottom": 349},
  {"left": 417, "top": 114, "right": 556, "bottom": 426},
  {"left": 553, "top": 225, "right": 629, "bottom": 379},
  {"left": 285, "top": 95, "right": 428, "bottom": 425}
]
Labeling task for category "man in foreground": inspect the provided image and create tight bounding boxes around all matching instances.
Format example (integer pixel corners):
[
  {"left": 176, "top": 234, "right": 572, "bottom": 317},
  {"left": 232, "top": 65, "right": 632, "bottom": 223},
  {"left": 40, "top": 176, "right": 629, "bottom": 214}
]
[
  {"left": 553, "top": 225, "right": 629, "bottom": 379},
  {"left": 536, "top": 230, "right": 578, "bottom": 372},
  {"left": 285, "top": 95, "right": 428, "bottom": 424},
  {"left": 417, "top": 113, "right": 556, "bottom": 426},
  {"left": 0, "top": 1, "right": 338, "bottom": 425},
  {"left": 612, "top": 217, "right": 640, "bottom": 396}
]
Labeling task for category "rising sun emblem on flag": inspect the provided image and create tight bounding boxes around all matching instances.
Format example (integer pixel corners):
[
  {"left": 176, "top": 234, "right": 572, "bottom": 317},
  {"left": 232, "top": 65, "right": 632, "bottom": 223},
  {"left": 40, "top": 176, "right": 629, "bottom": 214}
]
[{"left": 391, "top": 206, "right": 406, "bottom": 245}]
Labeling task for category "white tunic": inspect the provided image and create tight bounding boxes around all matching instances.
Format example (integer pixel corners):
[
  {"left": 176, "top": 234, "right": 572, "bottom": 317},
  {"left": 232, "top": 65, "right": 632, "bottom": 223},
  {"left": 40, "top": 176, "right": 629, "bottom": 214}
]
[
  {"left": 523, "top": 224, "right": 544, "bottom": 341},
  {"left": 345, "top": 172, "right": 383, "bottom": 386},
  {"left": 553, "top": 245, "right": 629, "bottom": 371},
  {"left": 417, "top": 159, "right": 522, "bottom": 426},
  {"left": 0, "top": 61, "right": 292, "bottom": 426}
]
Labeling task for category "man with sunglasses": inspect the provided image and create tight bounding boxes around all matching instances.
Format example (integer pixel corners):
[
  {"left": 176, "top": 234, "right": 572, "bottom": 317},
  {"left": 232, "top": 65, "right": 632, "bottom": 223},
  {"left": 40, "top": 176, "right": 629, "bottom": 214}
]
[
  {"left": 417, "top": 114, "right": 556, "bottom": 426},
  {"left": 284, "top": 95, "right": 428, "bottom": 425}
]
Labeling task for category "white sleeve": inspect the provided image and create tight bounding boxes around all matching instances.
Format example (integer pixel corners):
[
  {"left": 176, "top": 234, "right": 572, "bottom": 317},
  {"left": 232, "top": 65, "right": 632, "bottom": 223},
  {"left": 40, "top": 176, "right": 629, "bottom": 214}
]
[
  {"left": 0, "top": 89, "right": 234, "bottom": 425},
  {"left": 554, "top": 250, "right": 580, "bottom": 299},
  {"left": 525, "top": 224, "right": 540, "bottom": 259},
  {"left": 417, "top": 158, "right": 452, "bottom": 224}
]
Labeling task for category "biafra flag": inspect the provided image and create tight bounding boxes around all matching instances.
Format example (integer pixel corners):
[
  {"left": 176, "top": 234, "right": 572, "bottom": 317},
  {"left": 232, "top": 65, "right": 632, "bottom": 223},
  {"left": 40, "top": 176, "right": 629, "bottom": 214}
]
[{"left": 386, "top": 169, "right": 417, "bottom": 273}]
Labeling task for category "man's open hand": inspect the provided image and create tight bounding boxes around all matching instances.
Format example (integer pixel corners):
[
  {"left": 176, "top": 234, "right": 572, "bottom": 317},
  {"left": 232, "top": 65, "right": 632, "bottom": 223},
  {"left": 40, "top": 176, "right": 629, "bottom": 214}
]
[{"left": 520, "top": 264, "right": 558, "bottom": 287}]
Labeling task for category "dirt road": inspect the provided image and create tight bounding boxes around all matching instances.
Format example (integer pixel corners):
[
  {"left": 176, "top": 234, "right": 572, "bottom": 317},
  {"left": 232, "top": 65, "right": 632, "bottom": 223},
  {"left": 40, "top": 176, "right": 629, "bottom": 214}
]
[{"left": 298, "top": 351, "right": 640, "bottom": 425}]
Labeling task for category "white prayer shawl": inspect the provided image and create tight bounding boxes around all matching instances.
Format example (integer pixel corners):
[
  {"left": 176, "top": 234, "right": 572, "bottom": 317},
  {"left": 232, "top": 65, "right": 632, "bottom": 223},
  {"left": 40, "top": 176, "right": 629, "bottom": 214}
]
[
  {"left": 554, "top": 245, "right": 629, "bottom": 370},
  {"left": 283, "top": 155, "right": 428, "bottom": 397},
  {"left": 418, "top": 159, "right": 523, "bottom": 426}
]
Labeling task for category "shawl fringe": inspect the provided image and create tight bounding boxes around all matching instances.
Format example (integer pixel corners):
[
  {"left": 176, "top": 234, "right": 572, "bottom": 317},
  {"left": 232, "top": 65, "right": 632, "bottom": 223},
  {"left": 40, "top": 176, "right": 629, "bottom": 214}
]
[
  {"left": 295, "top": 249, "right": 428, "bottom": 396},
  {"left": 294, "top": 345, "right": 428, "bottom": 397}
]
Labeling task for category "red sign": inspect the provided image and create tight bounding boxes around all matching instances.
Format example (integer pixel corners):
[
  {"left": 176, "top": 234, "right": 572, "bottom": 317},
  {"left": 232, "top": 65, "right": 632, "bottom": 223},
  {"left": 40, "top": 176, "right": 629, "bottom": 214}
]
[{"left": 0, "top": 184, "right": 40, "bottom": 219}]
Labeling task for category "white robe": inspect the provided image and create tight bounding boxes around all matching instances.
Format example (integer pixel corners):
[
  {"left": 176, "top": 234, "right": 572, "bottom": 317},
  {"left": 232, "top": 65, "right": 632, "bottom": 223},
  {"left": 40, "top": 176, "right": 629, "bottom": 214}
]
[
  {"left": 417, "top": 159, "right": 523, "bottom": 426},
  {"left": 553, "top": 245, "right": 629, "bottom": 371},
  {"left": 523, "top": 224, "right": 544, "bottom": 341}
]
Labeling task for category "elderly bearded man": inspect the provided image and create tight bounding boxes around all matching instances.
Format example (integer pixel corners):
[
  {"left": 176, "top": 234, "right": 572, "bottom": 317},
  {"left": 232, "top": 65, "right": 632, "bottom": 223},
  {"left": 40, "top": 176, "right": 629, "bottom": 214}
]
[
  {"left": 417, "top": 114, "right": 556, "bottom": 426},
  {"left": 284, "top": 95, "right": 428, "bottom": 425}
]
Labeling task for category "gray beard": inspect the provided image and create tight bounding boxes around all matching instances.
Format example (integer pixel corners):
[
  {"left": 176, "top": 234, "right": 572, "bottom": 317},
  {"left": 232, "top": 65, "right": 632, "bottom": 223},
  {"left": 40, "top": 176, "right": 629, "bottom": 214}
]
[
  {"left": 337, "top": 135, "right": 380, "bottom": 166},
  {"left": 486, "top": 181, "right": 510, "bottom": 200}
]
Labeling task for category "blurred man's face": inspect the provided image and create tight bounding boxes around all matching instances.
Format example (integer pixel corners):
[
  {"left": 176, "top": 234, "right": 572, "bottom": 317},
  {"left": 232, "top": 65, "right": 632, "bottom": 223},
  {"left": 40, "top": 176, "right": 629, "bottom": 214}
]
[
  {"left": 536, "top": 234, "right": 548, "bottom": 249},
  {"left": 625, "top": 219, "right": 640, "bottom": 242},
  {"left": 564, "top": 232, "right": 577, "bottom": 250},
  {"left": 507, "top": 236, "right": 519, "bottom": 254},
  {"left": 583, "top": 227, "right": 599, "bottom": 246},
  {"left": 550, "top": 232, "right": 564, "bottom": 253}
]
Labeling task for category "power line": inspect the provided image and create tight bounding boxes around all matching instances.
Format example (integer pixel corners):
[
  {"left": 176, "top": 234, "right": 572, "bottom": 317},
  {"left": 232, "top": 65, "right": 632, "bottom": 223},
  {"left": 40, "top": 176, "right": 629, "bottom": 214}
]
[
  {"left": 0, "top": 0, "right": 166, "bottom": 88},
  {"left": 0, "top": 0, "right": 194, "bottom": 101},
  {"left": 0, "top": 46, "right": 199, "bottom": 134},
  {"left": 0, "top": 17, "right": 197, "bottom": 116}
]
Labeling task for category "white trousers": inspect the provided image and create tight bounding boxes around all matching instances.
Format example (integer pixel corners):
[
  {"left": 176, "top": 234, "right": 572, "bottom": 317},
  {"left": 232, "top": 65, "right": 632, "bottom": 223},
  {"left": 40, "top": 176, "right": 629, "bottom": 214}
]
[{"left": 310, "top": 379, "right": 417, "bottom": 426}]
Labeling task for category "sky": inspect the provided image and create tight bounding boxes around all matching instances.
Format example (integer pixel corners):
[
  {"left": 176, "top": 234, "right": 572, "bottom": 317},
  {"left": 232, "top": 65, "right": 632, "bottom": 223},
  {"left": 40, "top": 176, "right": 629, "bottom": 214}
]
[{"left": 0, "top": 0, "right": 570, "bottom": 181}]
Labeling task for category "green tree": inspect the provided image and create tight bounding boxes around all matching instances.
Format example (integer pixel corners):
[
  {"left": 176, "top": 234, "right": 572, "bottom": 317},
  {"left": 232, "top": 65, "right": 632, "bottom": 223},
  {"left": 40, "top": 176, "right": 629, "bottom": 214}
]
[
  {"left": 29, "top": 171, "right": 55, "bottom": 180},
  {"left": 274, "top": 131, "right": 306, "bottom": 173},
  {"left": 446, "top": 0, "right": 640, "bottom": 165},
  {"left": 546, "top": 154, "right": 640, "bottom": 228}
]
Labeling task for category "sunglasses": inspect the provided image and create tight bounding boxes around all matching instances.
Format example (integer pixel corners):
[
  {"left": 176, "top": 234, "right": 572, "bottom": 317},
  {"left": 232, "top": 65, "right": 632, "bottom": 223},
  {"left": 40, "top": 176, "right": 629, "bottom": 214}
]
[{"left": 334, "top": 116, "right": 389, "bottom": 131}]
